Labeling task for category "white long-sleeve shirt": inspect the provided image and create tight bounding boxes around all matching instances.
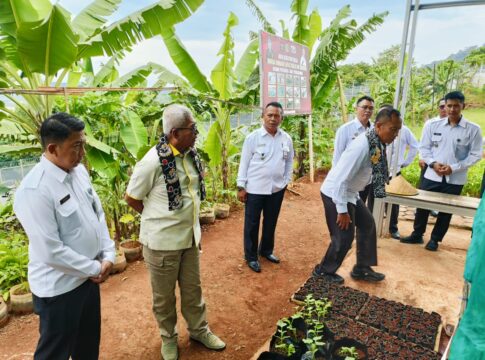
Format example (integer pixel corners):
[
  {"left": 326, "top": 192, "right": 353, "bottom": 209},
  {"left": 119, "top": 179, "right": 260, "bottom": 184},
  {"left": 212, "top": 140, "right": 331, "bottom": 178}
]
[
  {"left": 237, "top": 127, "right": 294, "bottom": 194},
  {"left": 419, "top": 117, "right": 482, "bottom": 185},
  {"left": 332, "top": 118, "right": 372, "bottom": 166},
  {"left": 388, "top": 125, "right": 419, "bottom": 174},
  {"left": 321, "top": 132, "right": 376, "bottom": 213},
  {"left": 14, "top": 156, "right": 115, "bottom": 297}
]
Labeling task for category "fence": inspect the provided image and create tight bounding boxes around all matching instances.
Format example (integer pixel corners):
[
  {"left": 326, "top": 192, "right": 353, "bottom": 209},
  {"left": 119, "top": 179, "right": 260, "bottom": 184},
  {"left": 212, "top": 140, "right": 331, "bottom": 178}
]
[{"left": 0, "top": 159, "right": 37, "bottom": 187}]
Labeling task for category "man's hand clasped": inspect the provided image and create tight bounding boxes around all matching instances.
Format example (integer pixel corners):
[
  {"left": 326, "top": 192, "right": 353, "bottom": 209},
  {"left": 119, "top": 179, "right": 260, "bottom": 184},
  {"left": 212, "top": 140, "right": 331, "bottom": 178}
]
[{"left": 90, "top": 260, "right": 113, "bottom": 284}]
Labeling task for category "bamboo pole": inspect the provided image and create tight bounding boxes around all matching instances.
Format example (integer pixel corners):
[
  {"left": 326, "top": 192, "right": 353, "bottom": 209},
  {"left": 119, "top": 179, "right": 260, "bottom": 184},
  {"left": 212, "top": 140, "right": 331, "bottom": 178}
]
[{"left": 308, "top": 113, "right": 314, "bottom": 183}]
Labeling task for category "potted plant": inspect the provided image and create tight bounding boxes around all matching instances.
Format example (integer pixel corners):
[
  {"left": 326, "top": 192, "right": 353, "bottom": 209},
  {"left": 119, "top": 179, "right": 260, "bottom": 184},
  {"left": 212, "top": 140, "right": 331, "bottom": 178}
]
[
  {"left": 214, "top": 203, "right": 230, "bottom": 219},
  {"left": 199, "top": 201, "right": 216, "bottom": 224},
  {"left": 118, "top": 214, "right": 143, "bottom": 262},
  {"left": 0, "top": 230, "right": 30, "bottom": 313},
  {"left": 119, "top": 238, "right": 142, "bottom": 262},
  {"left": 110, "top": 249, "right": 127, "bottom": 274},
  {"left": 331, "top": 338, "right": 368, "bottom": 360},
  {"left": 9, "top": 281, "right": 33, "bottom": 314}
]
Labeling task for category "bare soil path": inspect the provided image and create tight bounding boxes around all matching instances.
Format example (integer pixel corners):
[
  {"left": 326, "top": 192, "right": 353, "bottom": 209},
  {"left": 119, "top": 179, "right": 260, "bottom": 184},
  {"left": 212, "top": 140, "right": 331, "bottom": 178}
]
[{"left": 0, "top": 172, "right": 470, "bottom": 359}]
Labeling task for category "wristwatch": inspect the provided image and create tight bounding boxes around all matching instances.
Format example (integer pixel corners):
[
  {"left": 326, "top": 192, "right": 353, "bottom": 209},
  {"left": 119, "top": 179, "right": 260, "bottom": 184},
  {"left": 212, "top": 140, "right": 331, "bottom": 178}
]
[{"left": 429, "top": 161, "right": 436, "bottom": 169}]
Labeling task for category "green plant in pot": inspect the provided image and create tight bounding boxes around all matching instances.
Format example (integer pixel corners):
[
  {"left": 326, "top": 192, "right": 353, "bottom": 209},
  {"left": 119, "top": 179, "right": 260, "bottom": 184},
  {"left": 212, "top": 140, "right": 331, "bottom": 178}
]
[{"left": 119, "top": 214, "right": 142, "bottom": 262}]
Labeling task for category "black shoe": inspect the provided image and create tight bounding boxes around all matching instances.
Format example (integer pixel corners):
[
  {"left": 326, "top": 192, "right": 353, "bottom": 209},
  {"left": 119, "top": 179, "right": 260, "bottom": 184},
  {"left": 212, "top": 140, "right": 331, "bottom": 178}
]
[
  {"left": 351, "top": 266, "right": 385, "bottom": 282},
  {"left": 261, "top": 253, "right": 280, "bottom": 264},
  {"left": 247, "top": 260, "right": 261, "bottom": 273},
  {"left": 312, "top": 266, "right": 344, "bottom": 284},
  {"left": 400, "top": 234, "right": 424, "bottom": 244},
  {"left": 425, "top": 239, "right": 439, "bottom": 251},
  {"left": 390, "top": 231, "right": 400, "bottom": 240}
]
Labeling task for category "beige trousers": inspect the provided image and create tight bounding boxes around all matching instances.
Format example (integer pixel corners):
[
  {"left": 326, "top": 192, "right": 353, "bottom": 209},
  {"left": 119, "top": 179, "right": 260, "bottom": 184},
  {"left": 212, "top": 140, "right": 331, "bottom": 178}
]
[{"left": 143, "top": 244, "right": 208, "bottom": 341}]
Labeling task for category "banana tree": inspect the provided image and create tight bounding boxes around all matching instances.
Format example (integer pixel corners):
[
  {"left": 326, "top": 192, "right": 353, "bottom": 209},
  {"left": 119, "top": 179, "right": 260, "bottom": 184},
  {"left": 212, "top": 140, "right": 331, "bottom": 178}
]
[
  {"left": 247, "top": 0, "right": 387, "bottom": 176},
  {"left": 55, "top": 90, "right": 163, "bottom": 240},
  {"left": 158, "top": 11, "right": 260, "bottom": 193},
  {"left": 0, "top": 0, "right": 204, "bottom": 154}
]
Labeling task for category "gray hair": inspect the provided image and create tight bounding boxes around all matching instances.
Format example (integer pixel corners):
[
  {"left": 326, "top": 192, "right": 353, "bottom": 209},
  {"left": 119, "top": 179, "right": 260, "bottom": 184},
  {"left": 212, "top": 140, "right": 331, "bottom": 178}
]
[{"left": 162, "top": 104, "right": 193, "bottom": 135}]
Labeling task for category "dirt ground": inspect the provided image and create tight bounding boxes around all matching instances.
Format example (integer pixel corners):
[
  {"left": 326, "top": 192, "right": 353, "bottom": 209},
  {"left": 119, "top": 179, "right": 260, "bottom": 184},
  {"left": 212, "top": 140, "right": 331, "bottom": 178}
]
[{"left": 0, "top": 172, "right": 471, "bottom": 359}]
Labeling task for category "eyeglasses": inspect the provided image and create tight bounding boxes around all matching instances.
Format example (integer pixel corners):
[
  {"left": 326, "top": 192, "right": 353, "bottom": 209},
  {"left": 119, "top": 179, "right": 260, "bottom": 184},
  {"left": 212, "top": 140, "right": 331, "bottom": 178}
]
[
  {"left": 358, "top": 106, "right": 375, "bottom": 111},
  {"left": 176, "top": 124, "right": 198, "bottom": 134},
  {"left": 438, "top": 105, "right": 445, "bottom": 109}
]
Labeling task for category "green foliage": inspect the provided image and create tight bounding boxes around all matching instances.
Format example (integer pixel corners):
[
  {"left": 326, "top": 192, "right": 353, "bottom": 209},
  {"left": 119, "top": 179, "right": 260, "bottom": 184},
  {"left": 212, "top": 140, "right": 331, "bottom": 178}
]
[
  {"left": 338, "top": 346, "right": 359, "bottom": 359},
  {"left": 0, "top": 229, "right": 29, "bottom": 301}
]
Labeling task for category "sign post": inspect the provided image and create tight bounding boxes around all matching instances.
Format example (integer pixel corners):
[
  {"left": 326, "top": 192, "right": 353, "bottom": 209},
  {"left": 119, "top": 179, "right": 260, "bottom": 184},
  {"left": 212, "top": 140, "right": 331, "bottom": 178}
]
[{"left": 259, "top": 31, "right": 314, "bottom": 181}]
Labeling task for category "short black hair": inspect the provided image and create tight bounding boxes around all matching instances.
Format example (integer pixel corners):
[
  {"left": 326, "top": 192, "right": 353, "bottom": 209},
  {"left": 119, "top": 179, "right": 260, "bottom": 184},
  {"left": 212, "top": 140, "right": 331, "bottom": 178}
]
[
  {"left": 40, "top": 112, "right": 85, "bottom": 150},
  {"left": 356, "top": 95, "right": 374, "bottom": 106},
  {"left": 444, "top": 91, "right": 465, "bottom": 104},
  {"left": 265, "top": 101, "right": 283, "bottom": 110},
  {"left": 375, "top": 108, "right": 401, "bottom": 124},
  {"left": 263, "top": 102, "right": 284, "bottom": 115}
]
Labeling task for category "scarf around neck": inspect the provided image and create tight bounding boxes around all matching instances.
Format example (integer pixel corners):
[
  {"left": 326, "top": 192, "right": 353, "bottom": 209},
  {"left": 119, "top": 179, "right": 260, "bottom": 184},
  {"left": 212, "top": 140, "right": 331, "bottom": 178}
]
[
  {"left": 156, "top": 135, "right": 206, "bottom": 211},
  {"left": 366, "top": 128, "right": 389, "bottom": 198}
]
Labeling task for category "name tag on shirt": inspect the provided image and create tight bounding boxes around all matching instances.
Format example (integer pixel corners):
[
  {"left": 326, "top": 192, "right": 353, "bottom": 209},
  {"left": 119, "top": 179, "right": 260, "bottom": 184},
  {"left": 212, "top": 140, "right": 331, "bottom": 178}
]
[{"left": 60, "top": 194, "right": 70, "bottom": 205}]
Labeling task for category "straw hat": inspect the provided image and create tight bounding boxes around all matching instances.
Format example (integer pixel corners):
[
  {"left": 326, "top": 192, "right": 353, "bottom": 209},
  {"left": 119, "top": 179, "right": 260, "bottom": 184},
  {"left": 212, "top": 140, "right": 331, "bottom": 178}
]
[{"left": 385, "top": 175, "right": 418, "bottom": 196}]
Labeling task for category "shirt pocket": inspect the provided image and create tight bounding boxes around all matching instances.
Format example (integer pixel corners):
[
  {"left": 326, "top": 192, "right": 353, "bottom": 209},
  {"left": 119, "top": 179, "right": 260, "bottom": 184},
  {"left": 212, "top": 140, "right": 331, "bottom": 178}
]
[
  {"left": 56, "top": 200, "right": 82, "bottom": 234},
  {"left": 252, "top": 144, "right": 268, "bottom": 162},
  {"left": 454, "top": 138, "right": 470, "bottom": 161},
  {"left": 431, "top": 134, "right": 442, "bottom": 148}
]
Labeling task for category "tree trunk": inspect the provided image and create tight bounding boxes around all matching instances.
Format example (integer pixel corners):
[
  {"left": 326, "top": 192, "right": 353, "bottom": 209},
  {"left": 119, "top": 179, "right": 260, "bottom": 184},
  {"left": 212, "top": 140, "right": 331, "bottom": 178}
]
[
  {"left": 297, "top": 120, "right": 306, "bottom": 178},
  {"left": 336, "top": 70, "right": 348, "bottom": 123}
]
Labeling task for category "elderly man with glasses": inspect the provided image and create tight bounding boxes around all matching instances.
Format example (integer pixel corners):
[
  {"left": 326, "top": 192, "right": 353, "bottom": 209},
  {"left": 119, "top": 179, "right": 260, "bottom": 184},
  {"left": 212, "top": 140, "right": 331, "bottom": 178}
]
[{"left": 125, "top": 104, "right": 225, "bottom": 360}]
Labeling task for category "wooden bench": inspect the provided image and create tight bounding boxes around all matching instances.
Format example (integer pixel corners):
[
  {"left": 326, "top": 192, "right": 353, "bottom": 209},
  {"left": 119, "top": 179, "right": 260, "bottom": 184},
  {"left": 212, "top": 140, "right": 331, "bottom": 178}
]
[{"left": 373, "top": 190, "right": 481, "bottom": 237}]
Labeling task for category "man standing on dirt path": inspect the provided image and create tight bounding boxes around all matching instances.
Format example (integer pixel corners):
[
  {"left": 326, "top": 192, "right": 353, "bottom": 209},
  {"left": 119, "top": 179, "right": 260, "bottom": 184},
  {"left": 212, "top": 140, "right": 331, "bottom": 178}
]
[
  {"left": 400, "top": 91, "right": 483, "bottom": 251},
  {"left": 14, "top": 113, "right": 115, "bottom": 360},
  {"left": 333, "top": 96, "right": 375, "bottom": 206},
  {"left": 315, "top": 108, "right": 402, "bottom": 284},
  {"left": 237, "top": 102, "right": 294, "bottom": 273},
  {"left": 125, "top": 104, "right": 225, "bottom": 360},
  {"left": 418, "top": 98, "right": 447, "bottom": 217}
]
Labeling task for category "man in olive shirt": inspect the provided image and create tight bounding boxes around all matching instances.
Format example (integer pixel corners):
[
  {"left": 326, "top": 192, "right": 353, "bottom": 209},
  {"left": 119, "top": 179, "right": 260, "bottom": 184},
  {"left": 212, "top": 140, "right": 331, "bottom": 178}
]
[{"left": 125, "top": 104, "right": 225, "bottom": 360}]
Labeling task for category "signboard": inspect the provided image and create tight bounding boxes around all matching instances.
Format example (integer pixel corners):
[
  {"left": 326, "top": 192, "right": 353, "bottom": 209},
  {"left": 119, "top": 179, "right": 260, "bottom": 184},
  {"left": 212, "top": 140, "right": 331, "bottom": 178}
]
[{"left": 259, "top": 31, "right": 312, "bottom": 115}]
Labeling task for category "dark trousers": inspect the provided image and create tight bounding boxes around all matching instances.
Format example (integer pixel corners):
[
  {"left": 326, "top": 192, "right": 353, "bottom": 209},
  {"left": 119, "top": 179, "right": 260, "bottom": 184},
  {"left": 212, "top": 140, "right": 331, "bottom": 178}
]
[
  {"left": 388, "top": 171, "right": 402, "bottom": 234},
  {"left": 244, "top": 188, "right": 286, "bottom": 261},
  {"left": 360, "top": 184, "right": 374, "bottom": 212},
  {"left": 412, "top": 177, "right": 463, "bottom": 242},
  {"left": 318, "top": 193, "right": 377, "bottom": 274},
  {"left": 33, "top": 280, "right": 101, "bottom": 360}
]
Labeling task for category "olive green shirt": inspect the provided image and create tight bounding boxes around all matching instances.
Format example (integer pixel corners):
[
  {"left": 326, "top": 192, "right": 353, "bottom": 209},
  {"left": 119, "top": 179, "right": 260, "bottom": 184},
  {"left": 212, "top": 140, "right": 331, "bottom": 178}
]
[{"left": 126, "top": 145, "right": 201, "bottom": 250}]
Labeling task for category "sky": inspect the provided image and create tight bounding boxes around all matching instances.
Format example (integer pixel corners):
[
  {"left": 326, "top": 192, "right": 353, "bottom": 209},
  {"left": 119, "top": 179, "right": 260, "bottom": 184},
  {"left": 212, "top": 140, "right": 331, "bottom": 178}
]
[{"left": 58, "top": 0, "right": 485, "bottom": 77}]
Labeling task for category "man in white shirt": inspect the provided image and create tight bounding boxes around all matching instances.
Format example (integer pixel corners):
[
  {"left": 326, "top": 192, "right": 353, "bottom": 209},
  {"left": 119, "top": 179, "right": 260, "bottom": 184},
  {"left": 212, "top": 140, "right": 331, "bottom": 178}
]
[
  {"left": 418, "top": 98, "right": 447, "bottom": 216},
  {"left": 333, "top": 95, "right": 375, "bottom": 204},
  {"left": 14, "top": 113, "right": 115, "bottom": 360},
  {"left": 315, "top": 108, "right": 402, "bottom": 284},
  {"left": 386, "top": 117, "right": 419, "bottom": 239},
  {"left": 401, "top": 91, "right": 483, "bottom": 251},
  {"left": 237, "top": 102, "right": 294, "bottom": 273}
]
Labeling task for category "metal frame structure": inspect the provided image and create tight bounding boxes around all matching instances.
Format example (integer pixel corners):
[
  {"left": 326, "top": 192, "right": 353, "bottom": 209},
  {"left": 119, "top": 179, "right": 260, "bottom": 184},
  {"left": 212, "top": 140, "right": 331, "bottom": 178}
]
[{"left": 380, "top": 0, "right": 485, "bottom": 234}]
